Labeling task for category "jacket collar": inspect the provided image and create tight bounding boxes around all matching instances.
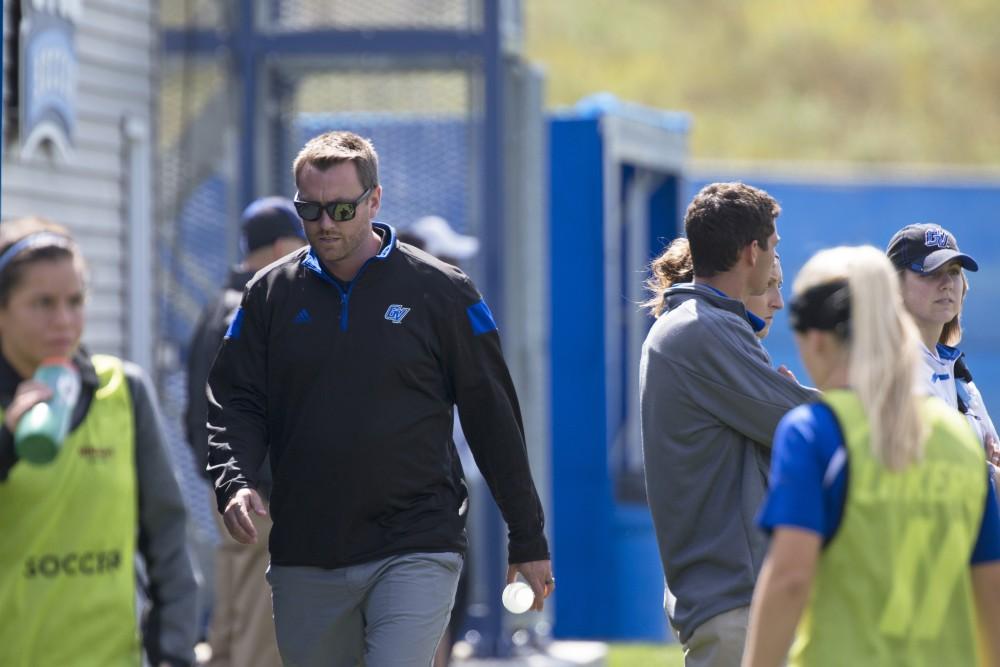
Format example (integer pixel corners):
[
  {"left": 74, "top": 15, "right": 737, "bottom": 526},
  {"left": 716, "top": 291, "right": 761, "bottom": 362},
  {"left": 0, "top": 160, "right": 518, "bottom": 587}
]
[
  {"left": 934, "top": 342, "right": 963, "bottom": 362},
  {"left": 662, "top": 283, "right": 764, "bottom": 332},
  {"left": 302, "top": 222, "right": 396, "bottom": 283}
]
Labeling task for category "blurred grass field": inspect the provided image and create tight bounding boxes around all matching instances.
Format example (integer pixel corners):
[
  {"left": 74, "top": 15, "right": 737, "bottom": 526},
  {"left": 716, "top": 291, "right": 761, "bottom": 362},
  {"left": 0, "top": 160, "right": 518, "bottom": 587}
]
[
  {"left": 525, "top": 0, "right": 1000, "bottom": 165},
  {"left": 608, "top": 643, "right": 684, "bottom": 667}
]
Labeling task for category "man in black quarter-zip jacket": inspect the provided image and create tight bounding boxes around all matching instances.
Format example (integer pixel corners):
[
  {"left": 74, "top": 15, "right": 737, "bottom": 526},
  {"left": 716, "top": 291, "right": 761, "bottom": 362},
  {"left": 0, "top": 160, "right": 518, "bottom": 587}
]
[{"left": 207, "top": 130, "right": 553, "bottom": 667}]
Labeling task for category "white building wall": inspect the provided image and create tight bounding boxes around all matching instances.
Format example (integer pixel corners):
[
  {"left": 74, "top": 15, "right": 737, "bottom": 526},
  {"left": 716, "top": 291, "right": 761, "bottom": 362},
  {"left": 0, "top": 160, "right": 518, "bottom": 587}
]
[{"left": 2, "top": 0, "right": 158, "bottom": 365}]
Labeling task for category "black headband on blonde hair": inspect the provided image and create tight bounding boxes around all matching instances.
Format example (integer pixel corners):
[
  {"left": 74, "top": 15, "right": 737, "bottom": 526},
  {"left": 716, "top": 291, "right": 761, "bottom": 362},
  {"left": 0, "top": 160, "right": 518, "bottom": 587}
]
[
  {"left": 0, "top": 232, "right": 75, "bottom": 276},
  {"left": 789, "top": 279, "right": 851, "bottom": 339}
]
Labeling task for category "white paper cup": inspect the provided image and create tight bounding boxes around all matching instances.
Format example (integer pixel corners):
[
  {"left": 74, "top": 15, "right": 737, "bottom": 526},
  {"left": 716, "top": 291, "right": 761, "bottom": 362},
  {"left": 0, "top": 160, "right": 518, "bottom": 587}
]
[{"left": 502, "top": 581, "right": 535, "bottom": 614}]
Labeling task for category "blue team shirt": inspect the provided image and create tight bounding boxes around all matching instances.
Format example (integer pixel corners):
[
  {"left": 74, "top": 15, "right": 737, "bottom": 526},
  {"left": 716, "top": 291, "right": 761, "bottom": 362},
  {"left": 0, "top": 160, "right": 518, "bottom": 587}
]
[{"left": 758, "top": 403, "right": 1000, "bottom": 564}]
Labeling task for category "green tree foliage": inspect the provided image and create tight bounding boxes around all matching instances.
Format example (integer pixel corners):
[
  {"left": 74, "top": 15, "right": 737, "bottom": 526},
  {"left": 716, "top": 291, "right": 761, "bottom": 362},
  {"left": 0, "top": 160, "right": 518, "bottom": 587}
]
[{"left": 525, "top": 0, "right": 1000, "bottom": 163}]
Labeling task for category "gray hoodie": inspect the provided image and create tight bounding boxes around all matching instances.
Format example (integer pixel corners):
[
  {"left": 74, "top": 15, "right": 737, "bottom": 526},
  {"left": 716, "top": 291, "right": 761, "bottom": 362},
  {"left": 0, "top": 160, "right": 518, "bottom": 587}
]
[{"left": 640, "top": 283, "right": 818, "bottom": 642}]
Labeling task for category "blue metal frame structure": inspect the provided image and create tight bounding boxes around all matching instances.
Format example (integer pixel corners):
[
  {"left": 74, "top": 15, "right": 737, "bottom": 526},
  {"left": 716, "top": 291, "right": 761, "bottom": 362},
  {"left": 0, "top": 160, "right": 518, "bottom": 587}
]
[
  {"left": 548, "top": 101, "right": 689, "bottom": 641},
  {"left": 162, "top": 0, "right": 504, "bottom": 307},
  {"left": 163, "top": 0, "right": 511, "bottom": 654}
]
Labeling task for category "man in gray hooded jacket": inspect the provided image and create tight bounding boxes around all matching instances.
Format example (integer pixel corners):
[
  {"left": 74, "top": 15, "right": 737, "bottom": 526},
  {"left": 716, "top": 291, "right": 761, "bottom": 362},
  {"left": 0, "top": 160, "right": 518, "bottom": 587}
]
[{"left": 640, "top": 182, "right": 818, "bottom": 667}]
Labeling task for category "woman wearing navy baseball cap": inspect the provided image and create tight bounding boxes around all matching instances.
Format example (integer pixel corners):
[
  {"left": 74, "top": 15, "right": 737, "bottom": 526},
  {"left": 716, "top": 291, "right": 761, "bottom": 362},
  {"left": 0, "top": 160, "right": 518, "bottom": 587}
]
[{"left": 887, "top": 223, "right": 1000, "bottom": 481}]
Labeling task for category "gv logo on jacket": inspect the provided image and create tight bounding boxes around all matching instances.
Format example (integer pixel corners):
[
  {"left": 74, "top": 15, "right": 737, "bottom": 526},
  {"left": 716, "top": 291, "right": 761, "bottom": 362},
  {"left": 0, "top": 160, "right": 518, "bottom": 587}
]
[{"left": 384, "top": 304, "right": 411, "bottom": 324}]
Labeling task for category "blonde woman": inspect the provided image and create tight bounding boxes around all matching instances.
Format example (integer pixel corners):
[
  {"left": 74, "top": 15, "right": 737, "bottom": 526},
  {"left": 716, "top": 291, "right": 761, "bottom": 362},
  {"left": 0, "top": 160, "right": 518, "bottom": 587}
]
[{"left": 743, "top": 246, "right": 1000, "bottom": 667}]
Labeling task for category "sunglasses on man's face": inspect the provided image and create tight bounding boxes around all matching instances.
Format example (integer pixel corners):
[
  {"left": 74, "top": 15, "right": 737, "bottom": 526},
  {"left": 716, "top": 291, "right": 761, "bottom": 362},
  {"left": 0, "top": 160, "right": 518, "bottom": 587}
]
[{"left": 293, "top": 186, "right": 373, "bottom": 222}]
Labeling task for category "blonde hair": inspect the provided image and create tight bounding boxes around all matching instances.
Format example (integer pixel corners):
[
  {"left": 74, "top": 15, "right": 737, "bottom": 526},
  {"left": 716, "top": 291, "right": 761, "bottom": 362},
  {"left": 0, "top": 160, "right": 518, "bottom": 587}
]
[
  {"left": 643, "top": 237, "right": 694, "bottom": 317},
  {"left": 794, "top": 246, "right": 926, "bottom": 470},
  {"left": 293, "top": 131, "right": 380, "bottom": 190}
]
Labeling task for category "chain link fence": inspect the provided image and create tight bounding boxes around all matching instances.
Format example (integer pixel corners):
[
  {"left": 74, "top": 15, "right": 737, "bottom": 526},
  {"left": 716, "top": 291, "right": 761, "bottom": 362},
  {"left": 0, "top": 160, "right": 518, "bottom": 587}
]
[
  {"left": 157, "top": 49, "right": 235, "bottom": 616},
  {"left": 284, "top": 67, "right": 482, "bottom": 259},
  {"left": 266, "top": 0, "right": 480, "bottom": 30}
]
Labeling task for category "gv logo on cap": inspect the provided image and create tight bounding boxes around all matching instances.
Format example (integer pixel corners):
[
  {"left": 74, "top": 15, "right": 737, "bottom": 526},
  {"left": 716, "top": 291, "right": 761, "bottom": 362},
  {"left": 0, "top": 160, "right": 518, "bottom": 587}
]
[{"left": 924, "top": 229, "right": 949, "bottom": 248}]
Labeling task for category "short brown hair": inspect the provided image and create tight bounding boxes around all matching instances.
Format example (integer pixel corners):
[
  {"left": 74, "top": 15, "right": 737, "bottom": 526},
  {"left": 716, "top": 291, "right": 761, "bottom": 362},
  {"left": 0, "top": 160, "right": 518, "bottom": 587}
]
[
  {"left": 684, "top": 182, "right": 780, "bottom": 278},
  {"left": 292, "top": 131, "right": 380, "bottom": 190},
  {"left": 0, "top": 217, "right": 84, "bottom": 306}
]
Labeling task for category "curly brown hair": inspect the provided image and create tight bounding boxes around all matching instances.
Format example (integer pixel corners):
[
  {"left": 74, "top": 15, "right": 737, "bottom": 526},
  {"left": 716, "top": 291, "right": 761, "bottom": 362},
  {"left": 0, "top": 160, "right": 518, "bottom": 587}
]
[{"left": 685, "top": 182, "right": 779, "bottom": 278}]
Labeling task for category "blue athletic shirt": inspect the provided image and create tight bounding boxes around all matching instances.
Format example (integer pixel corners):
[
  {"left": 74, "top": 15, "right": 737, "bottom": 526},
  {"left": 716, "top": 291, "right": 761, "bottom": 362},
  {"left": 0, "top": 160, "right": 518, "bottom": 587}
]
[{"left": 758, "top": 402, "right": 1000, "bottom": 564}]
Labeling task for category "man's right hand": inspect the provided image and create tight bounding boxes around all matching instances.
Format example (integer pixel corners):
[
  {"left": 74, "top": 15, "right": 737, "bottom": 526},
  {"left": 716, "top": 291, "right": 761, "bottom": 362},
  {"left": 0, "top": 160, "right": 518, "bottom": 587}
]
[{"left": 223, "top": 488, "right": 268, "bottom": 544}]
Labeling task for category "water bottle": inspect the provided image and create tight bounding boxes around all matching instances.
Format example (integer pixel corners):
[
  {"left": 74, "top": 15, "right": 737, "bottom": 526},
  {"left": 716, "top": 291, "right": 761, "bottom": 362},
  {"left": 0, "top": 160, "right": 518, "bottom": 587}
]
[
  {"left": 502, "top": 581, "right": 535, "bottom": 614},
  {"left": 14, "top": 358, "right": 81, "bottom": 465}
]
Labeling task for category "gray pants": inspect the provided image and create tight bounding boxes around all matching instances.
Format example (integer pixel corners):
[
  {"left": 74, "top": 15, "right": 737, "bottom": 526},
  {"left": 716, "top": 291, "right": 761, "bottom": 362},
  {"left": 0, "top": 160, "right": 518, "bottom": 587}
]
[
  {"left": 267, "top": 552, "right": 463, "bottom": 667},
  {"left": 682, "top": 606, "right": 749, "bottom": 667}
]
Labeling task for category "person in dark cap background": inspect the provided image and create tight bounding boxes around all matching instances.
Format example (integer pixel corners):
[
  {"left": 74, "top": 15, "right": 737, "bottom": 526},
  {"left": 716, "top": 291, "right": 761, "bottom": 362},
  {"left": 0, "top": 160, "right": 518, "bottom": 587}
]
[{"left": 185, "top": 196, "right": 304, "bottom": 667}]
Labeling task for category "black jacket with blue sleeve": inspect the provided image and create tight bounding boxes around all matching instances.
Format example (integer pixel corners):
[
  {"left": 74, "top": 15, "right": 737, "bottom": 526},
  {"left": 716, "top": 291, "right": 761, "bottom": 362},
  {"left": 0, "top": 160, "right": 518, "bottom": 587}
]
[{"left": 207, "top": 223, "right": 549, "bottom": 568}]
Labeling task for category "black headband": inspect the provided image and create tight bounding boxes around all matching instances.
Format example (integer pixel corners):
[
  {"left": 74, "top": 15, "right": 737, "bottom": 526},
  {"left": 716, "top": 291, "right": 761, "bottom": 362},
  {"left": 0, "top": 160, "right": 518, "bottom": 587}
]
[{"left": 789, "top": 279, "right": 851, "bottom": 339}]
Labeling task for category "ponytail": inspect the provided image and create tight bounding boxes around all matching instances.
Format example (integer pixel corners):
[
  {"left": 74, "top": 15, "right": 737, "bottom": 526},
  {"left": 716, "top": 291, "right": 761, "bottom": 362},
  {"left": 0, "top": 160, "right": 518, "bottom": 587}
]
[
  {"left": 794, "top": 246, "right": 926, "bottom": 469},
  {"left": 643, "top": 237, "right": 694, "bottom": 317}
]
